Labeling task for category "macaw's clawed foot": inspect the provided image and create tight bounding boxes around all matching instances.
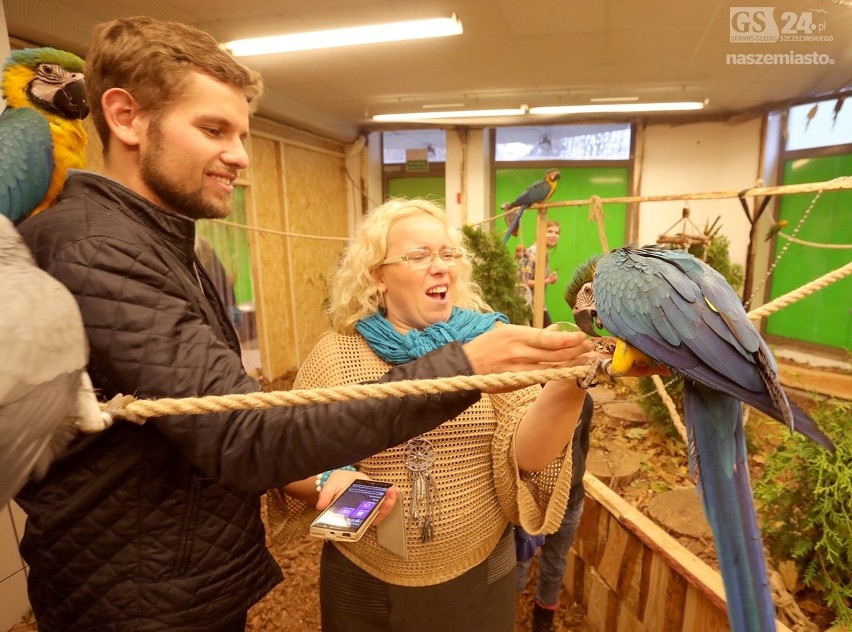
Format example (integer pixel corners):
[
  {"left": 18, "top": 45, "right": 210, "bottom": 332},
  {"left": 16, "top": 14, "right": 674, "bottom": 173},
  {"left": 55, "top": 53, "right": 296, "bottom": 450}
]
[{"left": 578, "top": 357, "right": 612, "bottom": 389}]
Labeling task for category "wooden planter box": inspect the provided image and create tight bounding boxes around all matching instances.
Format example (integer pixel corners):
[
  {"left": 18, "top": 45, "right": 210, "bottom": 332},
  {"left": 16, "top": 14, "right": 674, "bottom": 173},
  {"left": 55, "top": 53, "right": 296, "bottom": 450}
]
[{"left": 564, "top": 473, "right": 793, "bottom": 632}]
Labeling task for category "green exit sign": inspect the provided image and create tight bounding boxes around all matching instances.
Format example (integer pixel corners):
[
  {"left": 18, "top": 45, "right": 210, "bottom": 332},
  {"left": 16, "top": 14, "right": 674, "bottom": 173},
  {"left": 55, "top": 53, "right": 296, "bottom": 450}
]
[{"left": 405, "top": 148, "right": 429, "bottom": 172}]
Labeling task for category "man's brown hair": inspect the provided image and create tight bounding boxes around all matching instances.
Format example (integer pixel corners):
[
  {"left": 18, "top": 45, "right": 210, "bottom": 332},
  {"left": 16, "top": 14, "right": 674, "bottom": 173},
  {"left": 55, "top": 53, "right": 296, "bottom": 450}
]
[{"left": 86, "top": 16, "right": 264, "bottom": 148}]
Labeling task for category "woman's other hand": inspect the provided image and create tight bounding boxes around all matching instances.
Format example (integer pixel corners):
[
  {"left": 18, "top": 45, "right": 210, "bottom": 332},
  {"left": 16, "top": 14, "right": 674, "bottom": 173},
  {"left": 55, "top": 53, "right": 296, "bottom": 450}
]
[{"left": 317, "top": 469, "right": 400, "bottom": 526}]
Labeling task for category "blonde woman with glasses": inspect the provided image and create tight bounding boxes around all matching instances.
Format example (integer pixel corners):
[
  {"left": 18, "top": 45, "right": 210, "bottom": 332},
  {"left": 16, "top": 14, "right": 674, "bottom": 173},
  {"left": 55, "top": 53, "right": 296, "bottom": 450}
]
[{"left": 275, "top": 198, "right": 596, "bottom": 631}]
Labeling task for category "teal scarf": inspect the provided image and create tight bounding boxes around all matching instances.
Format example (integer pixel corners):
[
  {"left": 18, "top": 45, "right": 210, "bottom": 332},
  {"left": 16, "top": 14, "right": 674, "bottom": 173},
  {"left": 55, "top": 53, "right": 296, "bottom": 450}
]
[{"left": 355, "top": 307, "right": 509, "bottom": 364}]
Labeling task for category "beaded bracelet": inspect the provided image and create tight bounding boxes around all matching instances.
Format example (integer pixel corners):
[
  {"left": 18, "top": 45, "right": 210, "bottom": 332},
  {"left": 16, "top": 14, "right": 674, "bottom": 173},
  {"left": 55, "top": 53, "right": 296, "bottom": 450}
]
[{"left": 315, "top": 465, "right": 357, "bottom": 492}]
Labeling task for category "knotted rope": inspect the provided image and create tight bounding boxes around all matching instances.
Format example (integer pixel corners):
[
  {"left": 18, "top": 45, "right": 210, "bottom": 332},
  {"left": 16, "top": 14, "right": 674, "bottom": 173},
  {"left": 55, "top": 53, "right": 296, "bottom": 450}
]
[{"left": 103, "top": 365, "right": 601, "bottom": 425}]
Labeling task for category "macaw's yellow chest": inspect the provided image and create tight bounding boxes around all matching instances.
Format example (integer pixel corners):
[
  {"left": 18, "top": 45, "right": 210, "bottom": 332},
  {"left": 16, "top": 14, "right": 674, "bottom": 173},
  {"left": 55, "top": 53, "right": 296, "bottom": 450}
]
[{"left": 33, "top": 118, "right": 87, "bottom": 215}]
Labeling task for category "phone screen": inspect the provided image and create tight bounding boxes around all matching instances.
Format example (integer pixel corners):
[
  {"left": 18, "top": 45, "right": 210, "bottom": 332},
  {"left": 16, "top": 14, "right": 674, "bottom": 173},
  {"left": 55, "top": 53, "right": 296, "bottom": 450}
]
[{"left": 311, "top": 479, "right": 392, "bottom": 536}]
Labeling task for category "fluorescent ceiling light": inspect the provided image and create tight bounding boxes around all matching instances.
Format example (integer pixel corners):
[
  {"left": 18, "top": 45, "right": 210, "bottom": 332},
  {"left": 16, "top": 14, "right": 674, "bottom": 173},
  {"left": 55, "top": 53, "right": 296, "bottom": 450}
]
[
  {"left": 373, "top": 108, "right": 527, "bottom": 122},
  {"left": 530, "top": 101, "right": 705, "bottom": 114},
  {"left": 225, "top": 14, "right": 463, "bottom": 56},
  {"left": 590, "top": 96, "right": 640, "bottom": 103}
]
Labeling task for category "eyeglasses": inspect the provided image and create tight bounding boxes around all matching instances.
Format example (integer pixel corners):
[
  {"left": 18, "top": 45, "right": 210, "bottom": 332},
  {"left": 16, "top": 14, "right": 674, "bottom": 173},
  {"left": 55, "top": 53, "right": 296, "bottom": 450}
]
[{"left": 381, "top": 247, "right": 467, "bottom": 270}]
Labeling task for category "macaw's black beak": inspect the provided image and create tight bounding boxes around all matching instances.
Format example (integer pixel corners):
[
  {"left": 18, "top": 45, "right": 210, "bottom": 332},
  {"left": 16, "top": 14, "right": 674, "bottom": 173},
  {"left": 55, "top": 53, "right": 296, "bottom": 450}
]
[
  {"left": 573, "top": 308, "right": 601, "bottom": 337},
  {"left": 571, "top": 281, "right": 602, "bottom": 337},
  {"left": 55, "top": 77, "right": 89, "bottom": 119}
]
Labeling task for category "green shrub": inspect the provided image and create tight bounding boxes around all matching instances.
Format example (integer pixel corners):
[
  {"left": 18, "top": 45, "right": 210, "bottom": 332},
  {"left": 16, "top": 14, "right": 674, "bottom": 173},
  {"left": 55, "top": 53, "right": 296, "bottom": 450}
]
[
  {"left": 462, "top": 225, "right": 531, "bottom": 325},
  {"left": 754, "top": 400, "right": 852, "bottom": 626}
]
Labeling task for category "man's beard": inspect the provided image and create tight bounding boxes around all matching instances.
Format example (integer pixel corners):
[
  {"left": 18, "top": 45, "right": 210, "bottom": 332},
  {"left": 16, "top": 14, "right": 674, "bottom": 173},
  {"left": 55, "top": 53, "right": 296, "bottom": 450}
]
[{"left": 140, "top": 127, "right": 233, "bottom": 220}]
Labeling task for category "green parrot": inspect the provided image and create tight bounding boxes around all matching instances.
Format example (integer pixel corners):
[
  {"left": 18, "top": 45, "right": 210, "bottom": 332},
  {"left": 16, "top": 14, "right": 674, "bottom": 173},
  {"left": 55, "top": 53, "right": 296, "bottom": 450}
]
[
  {"left": 764, "top": 219, "right": 788, "bottom": 241},
  {"left": 566, "top": 245, "right": 834, "bottom": 632},
  {"left": 0, "top": 47, "right": 89, "bottom": 224}
]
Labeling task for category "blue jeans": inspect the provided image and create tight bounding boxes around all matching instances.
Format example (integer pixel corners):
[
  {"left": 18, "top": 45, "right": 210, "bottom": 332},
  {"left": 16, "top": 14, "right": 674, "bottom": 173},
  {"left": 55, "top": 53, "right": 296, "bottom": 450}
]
[{"left": 516, "top": 393, "right": 593, "bottom": 606}]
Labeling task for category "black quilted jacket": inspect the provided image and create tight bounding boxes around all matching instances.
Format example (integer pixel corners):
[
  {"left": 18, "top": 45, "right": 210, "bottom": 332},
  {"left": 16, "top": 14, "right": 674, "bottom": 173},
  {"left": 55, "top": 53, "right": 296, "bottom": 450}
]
[{"left": 15, "top": 172, "right": 481, "bottom": 631}]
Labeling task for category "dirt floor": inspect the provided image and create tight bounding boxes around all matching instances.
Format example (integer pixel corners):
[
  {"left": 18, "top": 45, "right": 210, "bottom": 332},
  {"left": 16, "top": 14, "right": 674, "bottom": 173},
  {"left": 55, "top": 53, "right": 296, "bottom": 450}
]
[{"left": 10, "top": 370, "right": 839, "bottom": 632}]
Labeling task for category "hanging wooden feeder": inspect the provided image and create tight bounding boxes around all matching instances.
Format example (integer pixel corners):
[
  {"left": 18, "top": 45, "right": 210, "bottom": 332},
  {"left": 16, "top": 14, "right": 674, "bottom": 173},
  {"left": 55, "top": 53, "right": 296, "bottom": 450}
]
[{"left": 656, "top": 206, "right": 711, "bottom": 249}]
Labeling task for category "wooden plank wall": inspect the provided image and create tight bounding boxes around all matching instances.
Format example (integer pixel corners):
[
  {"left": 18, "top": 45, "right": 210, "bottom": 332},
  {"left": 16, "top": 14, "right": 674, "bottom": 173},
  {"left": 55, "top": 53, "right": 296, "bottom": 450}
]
[
  {"left": 281, "top": 143, "right": 349, "bottom": 365},
  {"left": 566, "top": 474, "right": 793, "bottom": 632},
  {"left": 246, "top": 120, "right": 349, "bottom": 380}
]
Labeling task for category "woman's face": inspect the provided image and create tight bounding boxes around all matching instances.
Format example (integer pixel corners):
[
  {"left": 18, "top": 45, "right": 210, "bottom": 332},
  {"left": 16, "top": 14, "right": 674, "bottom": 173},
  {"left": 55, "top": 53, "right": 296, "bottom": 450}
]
[
  {"left": 373, "top": 215, "right": 459, "bottom": 333},
  {"left": 545, "top": 224, "right": 561, "bottom": 248}
]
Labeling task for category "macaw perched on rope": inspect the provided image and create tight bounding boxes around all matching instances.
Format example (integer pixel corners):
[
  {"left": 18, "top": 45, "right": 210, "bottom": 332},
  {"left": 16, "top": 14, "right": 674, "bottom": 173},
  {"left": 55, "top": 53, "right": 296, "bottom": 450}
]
[
  {"left": 500, "top": 168, "right": 560, "bottom": 244},
  {"left": 0, "top": 47, "right": 89, "bottom": 224},
  {"left": 565, "top": 245, "right": 835, "bottom": 632},
  {"left": 0, "top": 215, "right": 111, "bottom": 507}
]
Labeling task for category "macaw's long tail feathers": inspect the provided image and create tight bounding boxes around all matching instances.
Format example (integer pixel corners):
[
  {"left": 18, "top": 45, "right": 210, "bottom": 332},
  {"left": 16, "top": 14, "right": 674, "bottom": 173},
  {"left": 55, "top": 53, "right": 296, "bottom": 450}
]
[
  {"left": 502, "top": 206, "right": 525, "bottom": 244},
  {"left": 789, "top": 401, "right": 835, "bottom": 452},
  {"left": 685, "top": 382, "right": 777, "bottom": 632}
]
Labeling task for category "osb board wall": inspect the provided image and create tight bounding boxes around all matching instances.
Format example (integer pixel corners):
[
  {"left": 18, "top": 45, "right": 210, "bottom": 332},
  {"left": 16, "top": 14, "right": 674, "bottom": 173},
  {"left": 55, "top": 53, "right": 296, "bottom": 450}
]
[
  {"left": 566, "top": 474, "right": 793, "bottom": 632},
  {"left": 247, "top": 134, "right": 298, "bottom": 379},
  {"left": 246, "top": 132, "right": 348, "bottom": 380},
  {"left": 280, "top": 143, "right": 348, "bottom": 366}
]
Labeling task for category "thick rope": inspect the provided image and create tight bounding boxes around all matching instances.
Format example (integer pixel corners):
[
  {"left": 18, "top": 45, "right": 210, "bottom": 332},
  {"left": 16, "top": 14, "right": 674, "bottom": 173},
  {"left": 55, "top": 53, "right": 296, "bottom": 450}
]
[
  {"left": 589, "top": 195, "right": 609, "bottom": 255},
  {"left": 651, "top": 374, "right": 688, "bottom": 444},
  {"left": 745, "top": 184, "right": 827, "bottom": 309},
  {"left": 108, "top": 365, "right": 598, "bottom": 423},
  {"left": 777, "top": 232, "right": 852, "bottom": 249},
  {"left": 746, "top": 261, "right": 852, "bottom": 322}
]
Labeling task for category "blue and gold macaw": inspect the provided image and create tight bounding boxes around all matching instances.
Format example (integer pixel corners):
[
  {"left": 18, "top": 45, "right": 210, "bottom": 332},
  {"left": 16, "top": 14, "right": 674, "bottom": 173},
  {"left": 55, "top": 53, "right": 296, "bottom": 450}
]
[
  {"left": 0, "top": 47, "right": 88, "bottom": 224},
  {"left": 501, "top": 168, "right": 560, "bottom": 243},
  {"left": 566, "top": 245, "right": 834, "bottom": 632}
]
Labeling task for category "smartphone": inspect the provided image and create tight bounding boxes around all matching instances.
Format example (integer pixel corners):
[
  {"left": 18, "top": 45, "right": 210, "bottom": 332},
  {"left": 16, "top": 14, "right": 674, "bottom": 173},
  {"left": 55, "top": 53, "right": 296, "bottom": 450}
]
[{"left": 309, "top": 479, "right": 392, "bottom": 542}]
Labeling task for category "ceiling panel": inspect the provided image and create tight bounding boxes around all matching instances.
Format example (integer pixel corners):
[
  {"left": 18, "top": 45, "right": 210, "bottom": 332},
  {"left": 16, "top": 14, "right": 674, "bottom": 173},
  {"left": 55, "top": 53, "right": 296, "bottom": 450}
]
[{"left": 3, "top": 0, "right": 850, "bottom": 141}]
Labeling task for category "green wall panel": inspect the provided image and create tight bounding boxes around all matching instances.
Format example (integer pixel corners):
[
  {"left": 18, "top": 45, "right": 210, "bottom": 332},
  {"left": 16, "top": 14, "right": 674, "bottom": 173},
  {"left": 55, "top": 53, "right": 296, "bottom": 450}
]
[
  {"left": 496, "top": 167, "right": 628, "bottom": 325},
  {"left": 197, "top": 186, "right": 254, "bottom": 305},
  {"left": 387, "top": 177, "right": 446, "bottom": 206},
  {"left": 765, "top": 154, "right": 852, "bottom": 350}
]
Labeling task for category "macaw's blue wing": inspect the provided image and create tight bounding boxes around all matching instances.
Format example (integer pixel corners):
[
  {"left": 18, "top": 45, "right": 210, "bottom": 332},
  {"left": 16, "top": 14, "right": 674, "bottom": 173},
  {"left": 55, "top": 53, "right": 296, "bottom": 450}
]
[
  {"left": 501, "top": 180, "right": 552, "bottom": 244},
  {"left": 510, "top": 179, "right": 552, "bottom": 208},
  {"left": 0, "top": 108, "right": 54, "bottom": 224},
  {"left": 591, "top": 245, "right": 835, "bottom": 632},
  {"left": 594, "top": 246, "right": 833, "bottom": 450},
  {"left": 685, "top": 382, "right": 776, "bottom": 632}
]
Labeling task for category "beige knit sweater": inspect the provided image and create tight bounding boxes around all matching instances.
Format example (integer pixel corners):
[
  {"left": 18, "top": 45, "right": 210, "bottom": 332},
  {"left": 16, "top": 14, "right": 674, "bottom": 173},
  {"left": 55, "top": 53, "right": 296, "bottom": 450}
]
[{"left": 269, "top": 331, "right": 575, "bottom": 587}]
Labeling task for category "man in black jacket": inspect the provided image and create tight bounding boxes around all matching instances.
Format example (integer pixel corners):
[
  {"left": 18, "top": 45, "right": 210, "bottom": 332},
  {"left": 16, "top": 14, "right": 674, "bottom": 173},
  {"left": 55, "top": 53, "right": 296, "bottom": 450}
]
[{"left": 15, "top": 16, "right": 594, "bottom": 631}]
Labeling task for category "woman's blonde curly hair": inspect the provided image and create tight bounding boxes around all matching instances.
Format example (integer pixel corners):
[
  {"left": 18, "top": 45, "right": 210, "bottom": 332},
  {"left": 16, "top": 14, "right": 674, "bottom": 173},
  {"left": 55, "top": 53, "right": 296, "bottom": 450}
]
[{"left": 329, "top": 198, "right": 492, "bottom": 333}]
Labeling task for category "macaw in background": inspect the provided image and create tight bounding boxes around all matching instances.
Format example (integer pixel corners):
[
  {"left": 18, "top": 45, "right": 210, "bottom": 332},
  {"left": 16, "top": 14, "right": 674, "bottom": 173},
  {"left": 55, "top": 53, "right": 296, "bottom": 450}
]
[
  {"left": 0, "top": 47, "right": 89, "bottom": 224},
  {"left": 0, "top": 215, "right": 111, "bottom": 507},
  {"left": 764, "top": 219, "right": 788, "bottom": 241},
  {"left": 565, "top": 245, "right": 835, "bottom": 632},
  {"left": 500, "top": 168, "right": 560, "bottom": 244}
]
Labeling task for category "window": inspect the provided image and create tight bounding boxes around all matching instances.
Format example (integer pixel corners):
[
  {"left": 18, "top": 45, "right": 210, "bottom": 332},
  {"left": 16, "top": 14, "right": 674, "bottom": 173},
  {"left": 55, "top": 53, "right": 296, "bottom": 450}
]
[
  {"left": 786, "top": 98, "right": 852, "bottom": 151},
  {"left": 495, "top": 124, "right": 631, "bottom": 161},
  {"left": 382, "top": 130, "right": 447, "bottom": 164}
]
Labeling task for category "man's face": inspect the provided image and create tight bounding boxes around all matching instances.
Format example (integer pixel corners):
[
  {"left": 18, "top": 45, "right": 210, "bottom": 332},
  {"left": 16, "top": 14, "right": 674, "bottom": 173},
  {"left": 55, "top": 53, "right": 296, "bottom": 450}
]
[{"left": 138, "top": 72, "right": 250, "bottom": 220}]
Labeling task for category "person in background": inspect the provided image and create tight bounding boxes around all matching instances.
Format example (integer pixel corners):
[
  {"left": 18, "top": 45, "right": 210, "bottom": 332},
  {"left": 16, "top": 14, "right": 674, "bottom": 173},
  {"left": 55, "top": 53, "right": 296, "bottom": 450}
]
[
  {"left": 14, "top": 17, "right": 592, "bottom": 631},
  {"left": 515, "top": 394, "right": 593, "bottom": 632},
  {"left": 515, "top": 218, "right": 593, "bottom": 632},
  {"left": 275, "top": 197, "right": 595, "bottom": 632},
  {"left": 194, "top": 234, "right": 243, "bottom": 328},
  {"left": 519, "top": 220, "right": 561, "bottom": 327}
]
